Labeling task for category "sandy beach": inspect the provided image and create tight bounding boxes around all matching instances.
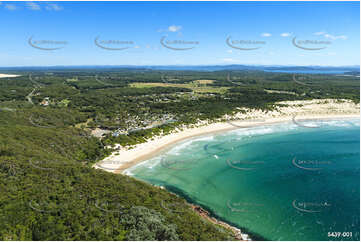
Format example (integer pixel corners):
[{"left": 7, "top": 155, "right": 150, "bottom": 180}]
[
  {"left": 93, "top": 99, "right": 360, "bottom": 174},
  {"left": 0, "top": 74, "right": 21, "bottom": 78}
]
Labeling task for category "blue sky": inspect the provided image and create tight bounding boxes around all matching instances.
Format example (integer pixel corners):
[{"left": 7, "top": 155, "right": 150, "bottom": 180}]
[{"left": 0, "top": 1, "right": 359, "bottom": 67}]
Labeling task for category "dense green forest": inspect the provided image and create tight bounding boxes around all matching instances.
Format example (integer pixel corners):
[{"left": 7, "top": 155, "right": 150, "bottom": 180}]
[
  {"left": 0, "top": 109, "right": 235, "bottom": 240},
  {"left": 0, "top": 69, "right": 359, "bottom": 240}
]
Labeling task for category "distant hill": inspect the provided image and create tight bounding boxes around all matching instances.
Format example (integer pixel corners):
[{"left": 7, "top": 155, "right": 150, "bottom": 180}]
[{"left": 0, "top": 65, "right": 359, "bottom": 73}]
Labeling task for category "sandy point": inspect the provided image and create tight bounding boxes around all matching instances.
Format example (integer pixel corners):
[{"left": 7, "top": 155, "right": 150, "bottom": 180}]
[{"left": 0, "top": 74, "right": 21, "bottom": 78}]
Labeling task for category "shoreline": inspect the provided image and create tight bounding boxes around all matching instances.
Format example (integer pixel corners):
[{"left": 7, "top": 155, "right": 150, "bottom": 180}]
[
  {"left": 188, "top": 203, "right": 252, "bottom": 241},
  {"left": 94, "top": 112, "right": 359, "bottom": 174},
  {"left": 154, "top": 184, "right": 252, "bottom": 240},
  {"left": 189, "top": 203, "right": 252, "bottom": 240}
]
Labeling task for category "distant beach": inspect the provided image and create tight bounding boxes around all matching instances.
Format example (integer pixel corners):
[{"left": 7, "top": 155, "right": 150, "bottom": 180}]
[
  {"left": 0, "top": 74, "right": 21, "bottom": 78},
  {"left": 94, "top": 99, "right": 360, "bottom": 173}
]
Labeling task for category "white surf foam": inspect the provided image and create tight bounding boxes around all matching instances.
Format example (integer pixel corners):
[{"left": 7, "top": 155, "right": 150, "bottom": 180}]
[{"left": 230, "top": 123, "right": 297, "bottom": 138}]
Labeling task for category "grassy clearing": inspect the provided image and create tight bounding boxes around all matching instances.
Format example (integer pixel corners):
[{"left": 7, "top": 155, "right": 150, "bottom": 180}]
[
  {"left": 264, "top": 89, "right": 297, "bottom": 95},
  {"left": 130, "top": 82, "right": 229, "bottom": 93},
  {"left": 194, "top": 79, "right": 215, "bottom": 84}
]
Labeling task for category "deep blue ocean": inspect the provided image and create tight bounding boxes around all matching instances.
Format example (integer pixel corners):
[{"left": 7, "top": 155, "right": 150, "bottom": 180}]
[{"left": 264, "top": 70, "right": 353, "bottom": 74}]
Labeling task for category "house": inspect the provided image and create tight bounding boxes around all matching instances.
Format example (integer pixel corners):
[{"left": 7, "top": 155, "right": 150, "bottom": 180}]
[{"left": 40, "top": 97, "right": 50, "bottom": 106}]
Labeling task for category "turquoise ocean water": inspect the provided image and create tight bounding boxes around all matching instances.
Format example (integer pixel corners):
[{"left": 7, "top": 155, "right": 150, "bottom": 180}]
[{"left": 126, "top": 118, "right": 360, "bottom": 241}]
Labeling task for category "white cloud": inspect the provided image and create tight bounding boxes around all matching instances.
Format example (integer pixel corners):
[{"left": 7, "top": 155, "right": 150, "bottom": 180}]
[
  {"left": 45, "top": 4, "right": 63, "bottom": 11},
  {"left": 171, "top": 58, "right": 185, "bottom": 64},
  {"left": 261, "top": 33, "right": 272, "bottom": 37},
  {"left": 227, "top": 50, "right": 233, "bottom": 53},
  {"left": 27, "top": 2, "right": 41, "bottom": 10},
  {"left": 5, "top": 4, "right": 17, "bottom": 10},
  {"left": 314, "top": 31, "right": 326, "bottom": 36},
  {"left": 145, "top": 44, "right": 158, "bottom": 50},
  {"left": 221, "top": 58, "right": 238, "bottom": 63},
  {"left": 158, "top": 25, "right": 183, "bottom": 34},
  {"left": 280, "top": 32, "right": 291, "bottom": 37},
  {"left": 324, "top": 34, "right": 347, "bottom": 40},
  {"left": 168, "top": 25, "right": 182, "bottom": 32},
  {"left": 314, "top": 31, "right": 347, "bottom": 40}
]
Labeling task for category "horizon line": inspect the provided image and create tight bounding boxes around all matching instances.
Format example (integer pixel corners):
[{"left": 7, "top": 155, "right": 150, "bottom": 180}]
[{"left": 0, "top": 64, "right": 359, "bottom": 68}]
